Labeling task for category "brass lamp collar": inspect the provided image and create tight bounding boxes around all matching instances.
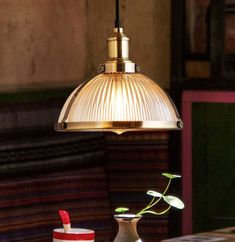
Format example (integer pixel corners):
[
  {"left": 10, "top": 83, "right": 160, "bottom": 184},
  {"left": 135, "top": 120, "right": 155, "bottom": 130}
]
[{"left": 103, "top": 28, "right": 137, "bottom": 73}]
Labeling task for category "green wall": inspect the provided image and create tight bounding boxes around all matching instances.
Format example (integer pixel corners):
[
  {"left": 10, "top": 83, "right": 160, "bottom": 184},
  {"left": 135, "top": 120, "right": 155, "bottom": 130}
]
[{"left": 192, "top": 103, "right": 235, "bottom": 232}]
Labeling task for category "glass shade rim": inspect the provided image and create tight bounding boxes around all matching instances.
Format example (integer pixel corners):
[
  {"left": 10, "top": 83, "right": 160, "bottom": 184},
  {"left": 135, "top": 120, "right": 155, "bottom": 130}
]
[{"left": 55, "top": 120, "right": 183, "bottom": 133}]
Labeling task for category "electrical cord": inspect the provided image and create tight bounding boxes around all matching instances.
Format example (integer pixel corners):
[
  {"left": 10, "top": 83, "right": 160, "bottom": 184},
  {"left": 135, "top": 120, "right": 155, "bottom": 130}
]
[{"left": 115, "top": 0, "right": 122, "bottom": 28}]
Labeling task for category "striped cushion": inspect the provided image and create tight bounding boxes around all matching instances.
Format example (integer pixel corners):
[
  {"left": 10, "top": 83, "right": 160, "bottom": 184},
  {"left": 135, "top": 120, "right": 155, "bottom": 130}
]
[{"left": 0, "top": 167, "right": 113, "bottom": 242}]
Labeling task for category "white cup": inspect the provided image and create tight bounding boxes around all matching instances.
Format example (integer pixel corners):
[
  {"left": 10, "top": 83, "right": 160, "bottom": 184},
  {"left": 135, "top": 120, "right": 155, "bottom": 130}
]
[{"left": 53, "top": 228, "right": 95, "bottom": 242}]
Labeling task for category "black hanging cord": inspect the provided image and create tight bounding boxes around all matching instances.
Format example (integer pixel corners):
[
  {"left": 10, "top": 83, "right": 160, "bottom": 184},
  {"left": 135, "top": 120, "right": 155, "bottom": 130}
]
[{"left": 115, "top": 0, "right": 122, "bottom": 28}]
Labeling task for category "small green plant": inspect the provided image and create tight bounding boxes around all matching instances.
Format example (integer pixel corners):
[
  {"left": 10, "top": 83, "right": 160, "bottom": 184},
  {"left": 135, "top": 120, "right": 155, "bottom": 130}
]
[{"left": 115, "top": 173, "right": 184, "bottom": 216}]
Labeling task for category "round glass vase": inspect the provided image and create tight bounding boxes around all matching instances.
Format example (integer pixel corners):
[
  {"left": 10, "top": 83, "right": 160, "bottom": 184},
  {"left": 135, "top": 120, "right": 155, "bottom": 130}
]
[{"left": 114, "top": 214, "right": 142, "bottom": 242}]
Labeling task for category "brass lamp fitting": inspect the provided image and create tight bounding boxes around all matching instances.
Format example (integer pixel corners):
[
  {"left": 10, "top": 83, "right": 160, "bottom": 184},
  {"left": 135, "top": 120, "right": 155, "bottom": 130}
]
[{"left": 104, "top": 28, "right": 137, "bottom": 73}]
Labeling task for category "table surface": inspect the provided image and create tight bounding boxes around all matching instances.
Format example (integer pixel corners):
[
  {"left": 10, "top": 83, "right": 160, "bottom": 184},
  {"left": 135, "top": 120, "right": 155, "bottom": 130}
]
[{"left": 162, "top": 226, "right": 235, "bottom": 242}]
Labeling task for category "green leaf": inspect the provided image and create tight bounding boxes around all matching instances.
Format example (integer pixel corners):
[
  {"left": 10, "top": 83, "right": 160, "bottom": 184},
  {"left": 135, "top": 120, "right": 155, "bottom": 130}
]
[
  {"left": 147, "top": 190, "right": 162, "bottom": 198},
  {"left": 163, "top": 195, "right": 185, "bottom": 209},
  {"left": 115, "top": 207, "right": 129, "bottom": 213},
  {"left": 162, "top": 173, "right": 181, "bottom": 179}
]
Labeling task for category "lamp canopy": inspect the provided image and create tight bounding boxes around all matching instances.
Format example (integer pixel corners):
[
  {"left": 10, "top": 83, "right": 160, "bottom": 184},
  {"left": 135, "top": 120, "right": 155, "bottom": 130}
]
[{"left": 55, "top": 2, "right": 183, "bottom": 134}]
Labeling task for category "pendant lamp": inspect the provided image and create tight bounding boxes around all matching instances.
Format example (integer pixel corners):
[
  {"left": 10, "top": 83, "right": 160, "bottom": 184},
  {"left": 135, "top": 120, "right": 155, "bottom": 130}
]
[{"left": 55, "top": 0, "right": 183, "bottom": 134}]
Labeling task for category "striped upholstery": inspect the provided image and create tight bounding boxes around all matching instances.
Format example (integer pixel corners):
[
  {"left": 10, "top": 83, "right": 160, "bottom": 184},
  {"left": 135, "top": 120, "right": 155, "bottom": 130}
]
[
  {"left": 0, "top": 167, "right": 113, "bottom": 242},
  {"left": 0, "top": 96, "right": 173, "bottom": 241},
  {"left": 105, "top": 132, "right": 170, "bottom": 242}
]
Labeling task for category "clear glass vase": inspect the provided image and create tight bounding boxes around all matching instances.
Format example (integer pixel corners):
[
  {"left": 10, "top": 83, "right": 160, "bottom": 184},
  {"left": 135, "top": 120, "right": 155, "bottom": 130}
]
[{"left": 114, "top": 214, "right": 142, "bottom": 242}]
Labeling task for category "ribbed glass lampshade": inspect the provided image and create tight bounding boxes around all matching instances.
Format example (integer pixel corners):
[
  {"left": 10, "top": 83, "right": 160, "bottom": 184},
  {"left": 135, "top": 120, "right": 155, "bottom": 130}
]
[{"left": 55, "top": 73, "right": 183, "bottom": 134}]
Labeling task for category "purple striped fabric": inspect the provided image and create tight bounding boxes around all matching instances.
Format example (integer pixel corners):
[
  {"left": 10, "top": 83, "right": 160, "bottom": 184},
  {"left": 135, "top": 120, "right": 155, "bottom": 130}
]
[{"left": 0, "top": 167, "right": 113, "bottom": 242}]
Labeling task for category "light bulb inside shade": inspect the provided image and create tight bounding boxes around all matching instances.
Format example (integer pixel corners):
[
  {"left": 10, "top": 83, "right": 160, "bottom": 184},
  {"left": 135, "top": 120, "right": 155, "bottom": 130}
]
[{"left": 55, "top": 73, "right": 183, "bottom": 133}]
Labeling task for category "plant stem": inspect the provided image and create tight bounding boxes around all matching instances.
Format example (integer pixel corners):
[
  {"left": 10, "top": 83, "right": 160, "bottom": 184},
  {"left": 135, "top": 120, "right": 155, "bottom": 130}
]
[
  {"left": 139, "top": 206, "right": 172, "bottom": 216},
  {"left": 163, "top": 178, "right": 172, "bottom": 196},
  {"left": 148, "top": 197, "right": 155, "bottom": 206},
  {"left": 149, "top": 178, "right": 172, "bottom": 207},
  {"left": 136, "top": 179, "right": 172, "bottom": 216}
]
